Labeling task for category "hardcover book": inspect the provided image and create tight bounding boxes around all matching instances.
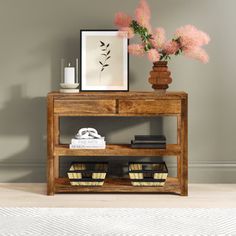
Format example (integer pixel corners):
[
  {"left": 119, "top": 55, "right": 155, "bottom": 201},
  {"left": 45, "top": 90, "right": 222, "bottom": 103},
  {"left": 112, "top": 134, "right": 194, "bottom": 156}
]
[
  {"left": 132, "top": 139, "right": 166, "bottom": 144},
  {"left": 134, "top": 135, "right": 166, "bottom": 141},
  {"left": 131, "top": 140, "right": 166, "bottom": 149}
]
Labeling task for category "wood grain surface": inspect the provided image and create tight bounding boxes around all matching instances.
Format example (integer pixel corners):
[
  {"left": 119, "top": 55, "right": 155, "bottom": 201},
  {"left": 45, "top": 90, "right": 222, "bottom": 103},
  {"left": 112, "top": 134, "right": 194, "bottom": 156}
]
[
  {"left": 55, "top": 177, "right": 181, "bottom": 194},
  {"left": 119, "top": 99, "right": 181, "bottom": 114},
  {"left": 54, "top": 99, "right": 116, "bottom": 114},
  {"left": 47, "top": 91, "right": 188, "bottom": 196},
  {"left": 54, "top": 144, "right": 181, "bottom": 157}
]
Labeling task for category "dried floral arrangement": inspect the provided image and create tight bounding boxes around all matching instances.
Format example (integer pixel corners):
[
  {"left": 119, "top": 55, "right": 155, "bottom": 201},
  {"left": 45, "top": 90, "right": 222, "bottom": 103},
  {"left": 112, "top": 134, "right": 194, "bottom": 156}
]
[{"left": 114, "top": 0, "right": 210, "bottom": 63}]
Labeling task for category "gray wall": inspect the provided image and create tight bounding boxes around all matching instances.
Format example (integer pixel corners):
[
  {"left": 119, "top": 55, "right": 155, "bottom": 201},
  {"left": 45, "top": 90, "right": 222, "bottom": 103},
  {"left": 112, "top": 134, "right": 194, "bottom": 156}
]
[{"left": 0, "top": 0, "right": 236, "bottom": 183}]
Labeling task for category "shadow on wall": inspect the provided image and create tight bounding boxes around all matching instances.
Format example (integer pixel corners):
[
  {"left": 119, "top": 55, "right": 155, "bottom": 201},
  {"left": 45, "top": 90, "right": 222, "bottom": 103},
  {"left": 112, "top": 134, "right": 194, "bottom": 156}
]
[
  {"left": 0, "top": 85, "right": 164, "bottom": 182},
  {"left": 0, "top": 35, "right": 166, "bottom": 182},
  {"left": 0, "top": 35, "right": 82, "bottom": 183},
  {"left": 0, "top": 85, "right": 46, "bottom": 182}
]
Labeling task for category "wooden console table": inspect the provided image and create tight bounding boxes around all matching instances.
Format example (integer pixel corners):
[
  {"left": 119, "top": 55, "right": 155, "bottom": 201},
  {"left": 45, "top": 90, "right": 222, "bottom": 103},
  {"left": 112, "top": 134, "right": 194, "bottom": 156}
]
[{"left": 47, "top": 91, "right": 188, "bottom": 196}]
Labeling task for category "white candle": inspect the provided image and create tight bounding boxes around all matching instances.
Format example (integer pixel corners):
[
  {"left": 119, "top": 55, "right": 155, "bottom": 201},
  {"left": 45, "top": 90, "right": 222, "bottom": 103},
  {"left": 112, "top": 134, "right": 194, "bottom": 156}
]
[{"left": 64, "top": 63, "right": 75, "bottom": 84}]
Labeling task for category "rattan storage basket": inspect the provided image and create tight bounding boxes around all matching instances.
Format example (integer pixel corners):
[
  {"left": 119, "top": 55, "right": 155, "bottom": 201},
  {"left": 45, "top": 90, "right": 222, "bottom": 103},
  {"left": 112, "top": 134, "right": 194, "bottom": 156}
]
[
  {"left": 67, "top": 162, "right": 108, "bottom": 186},
  {"left": 129, "top": 162, "right": 168, "bottom": 186}
]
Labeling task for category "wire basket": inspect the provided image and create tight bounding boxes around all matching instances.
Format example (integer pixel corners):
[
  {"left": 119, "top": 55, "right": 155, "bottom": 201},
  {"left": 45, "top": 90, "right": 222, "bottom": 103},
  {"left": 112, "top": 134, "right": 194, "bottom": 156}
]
[
  {"left": 67, "top": 162, "right": 108, "bottom": 186},
  {"left": 129, "top": 162, "right": 168, "bottom": 187}
]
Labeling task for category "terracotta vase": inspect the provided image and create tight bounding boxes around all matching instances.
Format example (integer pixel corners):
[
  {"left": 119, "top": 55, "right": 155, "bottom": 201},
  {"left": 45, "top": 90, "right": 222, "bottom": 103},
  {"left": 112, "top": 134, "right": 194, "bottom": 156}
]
[{"left": 148, "top": 61, "right": 172, "bottom": 94}]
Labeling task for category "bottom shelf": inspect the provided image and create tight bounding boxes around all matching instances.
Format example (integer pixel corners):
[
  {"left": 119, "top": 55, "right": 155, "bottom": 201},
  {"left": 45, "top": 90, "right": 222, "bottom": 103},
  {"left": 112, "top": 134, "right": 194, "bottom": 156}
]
[{"left": 55, "top": 177, "right": 181, "bottom": 194}]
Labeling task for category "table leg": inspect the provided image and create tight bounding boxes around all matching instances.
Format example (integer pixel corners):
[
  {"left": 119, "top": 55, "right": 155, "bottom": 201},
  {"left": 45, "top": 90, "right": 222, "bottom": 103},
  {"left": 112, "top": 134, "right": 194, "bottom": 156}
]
[
  {"left": 180, "top": 97, "right": 188, "bottom": 196},
  {"left": 53, "top": 116, "right": 60, "bottom": 178},
  {"left": 47, "top": 95, "right": 54, "bottom": 195}
]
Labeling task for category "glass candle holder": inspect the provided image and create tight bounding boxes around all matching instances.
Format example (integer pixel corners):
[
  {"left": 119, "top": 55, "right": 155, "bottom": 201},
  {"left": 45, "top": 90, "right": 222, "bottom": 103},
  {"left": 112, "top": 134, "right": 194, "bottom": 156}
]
[{"left": 61, "top": 58, "right": 79, "bottom": 84}]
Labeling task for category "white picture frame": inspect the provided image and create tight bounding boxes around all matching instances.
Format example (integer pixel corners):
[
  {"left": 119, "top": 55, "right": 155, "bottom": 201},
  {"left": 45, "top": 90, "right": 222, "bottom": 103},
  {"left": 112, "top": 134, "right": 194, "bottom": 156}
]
[{"left": 80, "top": 30, "right": 129, "bottom": 91}]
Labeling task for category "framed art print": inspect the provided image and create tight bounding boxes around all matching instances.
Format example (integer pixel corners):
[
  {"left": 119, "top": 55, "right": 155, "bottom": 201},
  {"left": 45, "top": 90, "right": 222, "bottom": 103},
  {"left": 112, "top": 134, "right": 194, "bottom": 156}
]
[{"left": 80, "top": 30, "right": 129, "bottom": 91}]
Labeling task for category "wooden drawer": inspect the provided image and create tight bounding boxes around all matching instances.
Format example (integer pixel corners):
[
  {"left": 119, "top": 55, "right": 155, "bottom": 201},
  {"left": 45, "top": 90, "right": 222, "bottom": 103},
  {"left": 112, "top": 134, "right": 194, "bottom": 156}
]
[
  {"left": 118, "top": 99, "right": 181, "bottom": 114},
  {"left": 54, "top": 99, "right": 116, "bottom": 114}
]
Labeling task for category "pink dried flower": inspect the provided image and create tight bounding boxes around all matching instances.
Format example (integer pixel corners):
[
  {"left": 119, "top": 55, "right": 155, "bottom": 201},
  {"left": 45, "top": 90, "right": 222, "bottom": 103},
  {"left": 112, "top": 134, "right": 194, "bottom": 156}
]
[
  {"left": 147, "top": 49, "right": 160, "bottom": 62},
  {"left": 128, "top": 44, "right": 145, "bottom": 56},
  {"left": 135, "top": 0, "right": 151, "bottom": 32},
  {"left": 184, "top": 47, "right": 209, "bottom": 63},
  {"left": 118, "top": 27, "right": 134, "bottom": 39},
  {"left": 114, "top": 12, "right": 132, "bottom": 28},
  {"left": 138, "top": 0, "right": 151, "bottom": 17},
  {"left": 163, "top": 40, "right": 179, "bottom": 55},
  {"left": 114, "top": 3, "right": 210, "bottom": 64},
  {"left": 175, "top": 24, "right": 210, "bottom": 50},
  {"left": 150, "top": 27, "right": 166, "bottom": 49}
]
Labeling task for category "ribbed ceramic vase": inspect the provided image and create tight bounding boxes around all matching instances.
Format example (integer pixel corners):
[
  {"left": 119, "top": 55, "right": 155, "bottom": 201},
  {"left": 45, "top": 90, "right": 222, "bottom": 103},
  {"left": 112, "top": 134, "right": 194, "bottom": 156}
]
[{"left": 148, "top": 61, "right": 172, "bottom": 94}]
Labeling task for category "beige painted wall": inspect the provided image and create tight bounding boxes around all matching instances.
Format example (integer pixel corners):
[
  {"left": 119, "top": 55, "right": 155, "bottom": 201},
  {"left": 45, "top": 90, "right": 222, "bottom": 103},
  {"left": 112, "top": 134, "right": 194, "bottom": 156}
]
[{"left": 0, "top": 0, "right": 235, "bottom": 183}]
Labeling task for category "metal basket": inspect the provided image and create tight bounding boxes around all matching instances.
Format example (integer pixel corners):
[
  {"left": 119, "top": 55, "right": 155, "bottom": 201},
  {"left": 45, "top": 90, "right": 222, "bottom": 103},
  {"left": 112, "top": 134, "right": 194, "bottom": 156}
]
[
  {"left": 129, "top": 162, "right": 168, "bottom": 187},
  {"left": 67, "top": 162, "right": 108, "bottom": 186}
]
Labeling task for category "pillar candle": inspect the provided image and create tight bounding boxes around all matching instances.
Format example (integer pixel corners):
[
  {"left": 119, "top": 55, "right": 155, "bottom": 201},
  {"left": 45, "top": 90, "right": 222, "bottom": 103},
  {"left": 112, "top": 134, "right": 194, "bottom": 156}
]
[{"left": 64, "top": 64, "right": 75, "bottom": 84}]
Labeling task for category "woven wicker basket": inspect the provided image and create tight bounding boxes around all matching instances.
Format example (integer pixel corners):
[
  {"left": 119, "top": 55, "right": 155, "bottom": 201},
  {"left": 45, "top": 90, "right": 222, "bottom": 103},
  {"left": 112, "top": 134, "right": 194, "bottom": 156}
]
[
  {"left": 129, "top": 162, "right": 168, "bottom": 187},
  {"left": 67, "top": 162, "right": 108, "bottom": 186}
]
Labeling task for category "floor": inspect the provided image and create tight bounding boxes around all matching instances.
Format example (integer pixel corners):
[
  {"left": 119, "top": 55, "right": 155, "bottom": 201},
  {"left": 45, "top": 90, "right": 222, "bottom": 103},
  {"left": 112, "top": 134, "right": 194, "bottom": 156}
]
[{"left": 0, "top": 184, "right": 236, "bottom": 207}]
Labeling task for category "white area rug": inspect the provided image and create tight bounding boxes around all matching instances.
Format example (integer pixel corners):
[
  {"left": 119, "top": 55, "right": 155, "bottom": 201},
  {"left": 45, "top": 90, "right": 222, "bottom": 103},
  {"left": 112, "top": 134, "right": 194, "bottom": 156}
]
[{"left": 0, "top": 208, "right": 236, "bottom": 235}]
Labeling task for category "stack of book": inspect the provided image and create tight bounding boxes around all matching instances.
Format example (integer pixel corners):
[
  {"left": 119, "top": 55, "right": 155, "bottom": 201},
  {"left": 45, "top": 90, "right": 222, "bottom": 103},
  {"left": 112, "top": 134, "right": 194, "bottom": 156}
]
[
  {"left": 69, "top": 137, "right": 106, "bottom": 149},
  {"left": 69, "top": 128, "right": 106, "bottom": 149},
  {"left": 131, "top": 135, "right": 166, "bottom": 149}
]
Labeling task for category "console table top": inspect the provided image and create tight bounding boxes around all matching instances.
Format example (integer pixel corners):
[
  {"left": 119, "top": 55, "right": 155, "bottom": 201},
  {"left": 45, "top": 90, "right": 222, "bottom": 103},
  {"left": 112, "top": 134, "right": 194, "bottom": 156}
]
[{"left": 48, "top": 91, "right": 187, "bottom": 99}]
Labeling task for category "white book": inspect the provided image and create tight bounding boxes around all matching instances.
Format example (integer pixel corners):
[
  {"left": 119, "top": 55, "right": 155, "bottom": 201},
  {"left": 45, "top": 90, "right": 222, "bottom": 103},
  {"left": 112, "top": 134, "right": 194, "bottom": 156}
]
[
  {"left": 71, "top": 138, "right": 105, "bottom": 145},
  {"left": 70, "top": 142, "right": 106, "bottom": 146},
  {"left": 70, "top": 142, "right": 106, "bottom": 147},
  {"left": 69, "top": 144, "right": 106, "bottom": 149}
]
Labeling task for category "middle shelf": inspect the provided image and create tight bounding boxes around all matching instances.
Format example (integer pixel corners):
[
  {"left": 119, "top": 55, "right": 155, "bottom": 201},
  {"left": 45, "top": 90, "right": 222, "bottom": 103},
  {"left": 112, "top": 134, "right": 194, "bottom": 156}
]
[{"left": 54, "top": 144, "right": 181, "bottom": 156}]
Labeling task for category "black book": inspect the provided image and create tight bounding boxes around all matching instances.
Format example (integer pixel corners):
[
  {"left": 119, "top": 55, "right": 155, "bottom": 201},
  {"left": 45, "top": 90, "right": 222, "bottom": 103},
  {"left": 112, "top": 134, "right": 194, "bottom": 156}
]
[
  {"left": 132, "top": 139, "right": 166, "bottom": 144},
  {"left": 134, "top": 135, "right": 166, "bottom": 141},
  {"left": 131, "top": 140, "right": 166, "bottom": 149}
]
